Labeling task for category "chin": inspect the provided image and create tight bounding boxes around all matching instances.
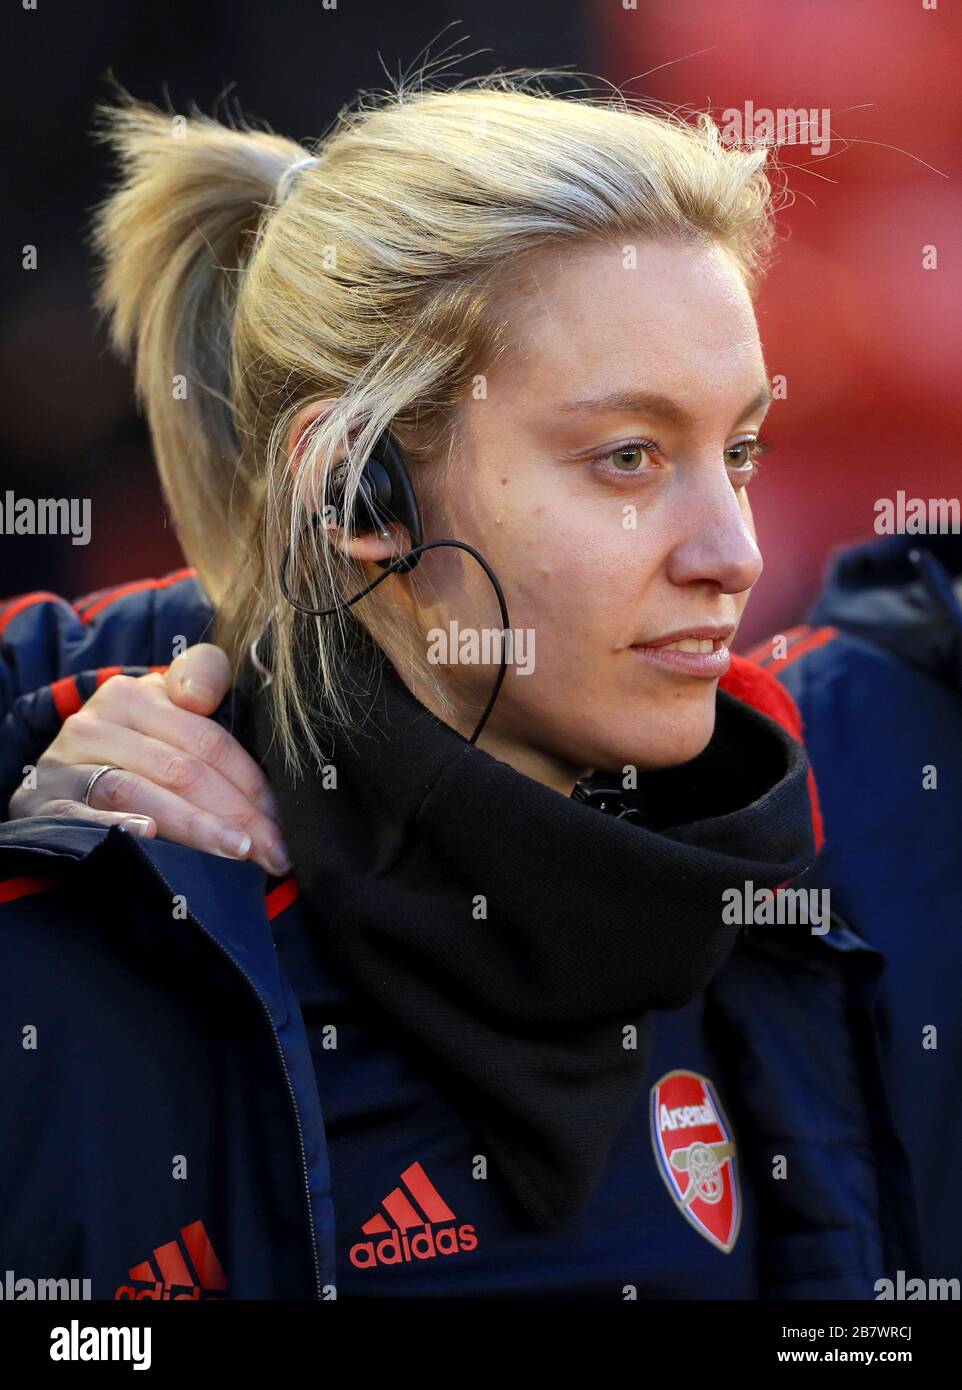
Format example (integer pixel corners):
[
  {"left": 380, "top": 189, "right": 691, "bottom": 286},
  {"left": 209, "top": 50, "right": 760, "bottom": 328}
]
[{"left": 591, "top": 704, "right": 718, "bottom": 774}]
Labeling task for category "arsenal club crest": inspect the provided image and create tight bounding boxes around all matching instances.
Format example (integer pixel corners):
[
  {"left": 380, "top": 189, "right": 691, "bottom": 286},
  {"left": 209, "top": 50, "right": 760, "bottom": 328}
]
[{"left": 650, "top": 1069, "right": 741, "bottom": 1253}]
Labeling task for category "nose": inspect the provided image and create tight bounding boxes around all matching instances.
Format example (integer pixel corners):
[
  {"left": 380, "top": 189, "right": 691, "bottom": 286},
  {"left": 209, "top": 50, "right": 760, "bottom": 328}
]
[{"left": 663, "top": 462, "right": 763, "bottom": 595}]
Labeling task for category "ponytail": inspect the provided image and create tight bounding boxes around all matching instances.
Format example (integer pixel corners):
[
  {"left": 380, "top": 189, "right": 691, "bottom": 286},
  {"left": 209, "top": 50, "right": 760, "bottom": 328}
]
[{"left": 91, "top": 94, "right": 306, "bottom": 601}]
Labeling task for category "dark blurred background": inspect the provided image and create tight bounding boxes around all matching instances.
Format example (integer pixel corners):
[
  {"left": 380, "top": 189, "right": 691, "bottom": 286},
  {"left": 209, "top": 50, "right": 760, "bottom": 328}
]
[{"left": 4, "top": 0, "right": 960, "bottom": 647}]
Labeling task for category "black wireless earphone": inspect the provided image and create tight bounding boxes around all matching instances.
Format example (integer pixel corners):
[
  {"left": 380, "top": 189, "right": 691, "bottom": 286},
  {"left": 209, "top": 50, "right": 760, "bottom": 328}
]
[
  {"left": 326, "top": 430, "right": 425, "bottom": 574},
  {"left": 278, "top": 429, "right": 511, "bottom": 744}
]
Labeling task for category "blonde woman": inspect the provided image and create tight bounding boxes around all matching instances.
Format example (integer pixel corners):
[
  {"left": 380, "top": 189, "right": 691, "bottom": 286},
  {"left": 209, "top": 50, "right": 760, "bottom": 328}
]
[{"left": 0, "top": 79, "right": 921, "bottom": 1299}]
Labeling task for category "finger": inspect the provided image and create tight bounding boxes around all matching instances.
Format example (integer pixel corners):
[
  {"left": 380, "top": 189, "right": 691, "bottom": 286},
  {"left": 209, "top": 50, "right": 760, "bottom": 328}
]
[
  {"left": 9, "top": 754, "right": 124, "bottom": 820},
  {"left": 82, "top": 769, "right": 269, "bottom": 863},
  {"left": 27, "top": 800, "right": 157, "bottom": 838},
  {"left": 94, "top": 675, "right": 279, "bottom": 820},
  {"left": 164, "top": 643, "right": 233, "bottom": 715},
  {"left": 64, "top": 736, "right": 290, "bottom": 876}
]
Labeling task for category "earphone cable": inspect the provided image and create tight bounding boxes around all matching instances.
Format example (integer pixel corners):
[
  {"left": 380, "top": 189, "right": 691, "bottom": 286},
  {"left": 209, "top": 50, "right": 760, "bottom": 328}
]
[{"left": 279, "top": 537, "right": 510, "bottom": 744}]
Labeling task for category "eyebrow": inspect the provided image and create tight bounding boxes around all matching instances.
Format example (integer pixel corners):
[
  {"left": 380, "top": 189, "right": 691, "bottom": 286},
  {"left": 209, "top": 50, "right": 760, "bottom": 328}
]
[{"left": 558, "top": 385, "right": 774, "bottom": 427}]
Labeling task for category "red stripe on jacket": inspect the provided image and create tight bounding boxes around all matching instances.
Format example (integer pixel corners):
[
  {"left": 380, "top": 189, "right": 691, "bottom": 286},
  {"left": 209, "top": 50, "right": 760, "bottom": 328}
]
[
  {"left": 720, "top": 653, "right": 824, "bottom": 852},
  {"left": 48, "top": 666, "right": 169, "bottom": 723},
  {"left": 0, "top": 875, "right": 59, "bottom": 904},
  {"left": 77, "top": 569, "right": 197, "bottom": 624},
  {"left": 266, "top": 876, "right": 300, "bottom": 920},
  {"left": 0, "top": 592, "right": 71, "bottom": 638},
  {"left": 745, "top": 625, "right": 840, "bottom": 672}
]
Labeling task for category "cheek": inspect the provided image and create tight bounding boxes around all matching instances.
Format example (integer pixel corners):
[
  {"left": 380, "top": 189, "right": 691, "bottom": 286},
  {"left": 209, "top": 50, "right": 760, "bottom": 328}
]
[{"left": 505, "top": 502, "right": 652, "bottom": 645}]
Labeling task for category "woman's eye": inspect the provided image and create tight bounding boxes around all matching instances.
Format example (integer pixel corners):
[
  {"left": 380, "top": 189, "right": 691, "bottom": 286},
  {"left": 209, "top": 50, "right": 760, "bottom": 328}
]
[
  {"left": 598, "top": 440, "right": 657, "bottom": 473},
  {"left": 724, "top": 437, "right": 770, "bottom": 483},
  {"left": 725, "top": 441, "right": 756, "bottom": 468},
  {"left": 590, "top": 436, "right": 770, "bottom": 482}
]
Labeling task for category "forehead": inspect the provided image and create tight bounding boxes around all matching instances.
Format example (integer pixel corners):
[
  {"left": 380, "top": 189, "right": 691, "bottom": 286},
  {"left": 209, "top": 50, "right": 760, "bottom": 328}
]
[{"left": 492, "top": 238, "right": 764, "bottom": 410}]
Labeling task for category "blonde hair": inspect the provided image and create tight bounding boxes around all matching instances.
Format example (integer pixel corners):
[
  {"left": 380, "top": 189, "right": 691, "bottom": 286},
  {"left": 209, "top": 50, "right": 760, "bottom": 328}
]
[{"left": 92, "top": 75, "right": 776, "bottom": 773}]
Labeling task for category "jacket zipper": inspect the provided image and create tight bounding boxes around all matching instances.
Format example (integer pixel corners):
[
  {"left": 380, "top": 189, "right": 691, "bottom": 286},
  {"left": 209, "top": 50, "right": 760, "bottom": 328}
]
[{"left": 130, "top": 844, "right": 324, "bottom": 1300}]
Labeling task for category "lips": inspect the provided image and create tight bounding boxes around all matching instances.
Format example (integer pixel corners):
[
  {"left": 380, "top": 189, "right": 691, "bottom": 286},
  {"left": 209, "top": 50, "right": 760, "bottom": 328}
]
[
  {"left": 628, "top": 625, "right": 734, "bottom": 679},
  {"left": 659, "top": 637, "right": 718, "bottom": 654},
  {"left": 634, "top": 625, "right": 735, "bottom": 650}
]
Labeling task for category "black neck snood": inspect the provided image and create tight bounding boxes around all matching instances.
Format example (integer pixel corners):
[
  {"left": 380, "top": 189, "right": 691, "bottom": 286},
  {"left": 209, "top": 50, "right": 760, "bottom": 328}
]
[{"left": 244, "top": 633, "right": 816, "bottom": 1228}]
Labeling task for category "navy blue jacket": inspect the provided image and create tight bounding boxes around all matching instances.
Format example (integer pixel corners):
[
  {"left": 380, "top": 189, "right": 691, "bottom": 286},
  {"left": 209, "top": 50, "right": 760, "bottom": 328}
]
[
  {"left": 0, "top": 572, "right": 925, "bottom": 1298},
  {"left": 749, "top": 534, "right": 962, "bottom": 1279}
]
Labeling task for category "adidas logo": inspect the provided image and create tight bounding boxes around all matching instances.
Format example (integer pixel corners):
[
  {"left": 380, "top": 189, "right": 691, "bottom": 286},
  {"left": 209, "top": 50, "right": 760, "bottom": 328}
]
[
  {"left": 350, "top": 1161, "right": 478, "bottom": 1270},
  {"left": 114, "top": 1220, "right": 227, "bottom": 1300}
]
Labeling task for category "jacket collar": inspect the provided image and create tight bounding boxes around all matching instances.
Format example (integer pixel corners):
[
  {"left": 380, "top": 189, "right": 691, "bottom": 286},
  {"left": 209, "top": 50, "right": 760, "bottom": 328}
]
[
  {"left": 253, "top": 636, "right": 824, "bottom": 1002},
  {"left": 265, "top": 633, "right": 816, "bottom": 864}
]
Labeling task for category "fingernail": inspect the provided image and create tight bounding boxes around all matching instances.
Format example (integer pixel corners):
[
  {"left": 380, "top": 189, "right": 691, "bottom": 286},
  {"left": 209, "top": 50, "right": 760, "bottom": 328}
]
[
  {"left": 267, "top": 840, "right": 293, "bottom": 876},
  {"left": 217, "top": 828, "right": 252, "bottom": 859},
  {"left": 179, "top": 676, "right": 216, "bottom": 704},
  {"left": 120, "top": 816, "right": 152, "bottom": 837},
  {"left": 258, "top": 790, "right": 281, "bottom": 821}
]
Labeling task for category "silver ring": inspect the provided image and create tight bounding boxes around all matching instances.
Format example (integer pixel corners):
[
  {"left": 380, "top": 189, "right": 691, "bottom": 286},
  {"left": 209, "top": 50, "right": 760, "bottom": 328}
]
[{"left": 82, "top": 764, "right": 120, "bottom": 807}]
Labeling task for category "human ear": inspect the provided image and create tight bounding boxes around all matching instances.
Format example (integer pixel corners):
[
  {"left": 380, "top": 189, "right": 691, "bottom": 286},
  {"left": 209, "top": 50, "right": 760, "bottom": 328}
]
[
  {"left": 287, "top": 403, "right": 413, "bottom": 566},
  {"left": 287, "top": 399, "right": 339, "bottom": 505},
  {"left": 341, "top": 522, "right": 412, "bottom": 566}
]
